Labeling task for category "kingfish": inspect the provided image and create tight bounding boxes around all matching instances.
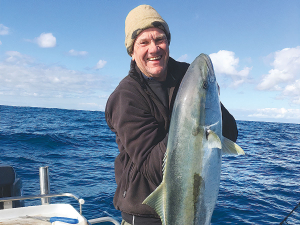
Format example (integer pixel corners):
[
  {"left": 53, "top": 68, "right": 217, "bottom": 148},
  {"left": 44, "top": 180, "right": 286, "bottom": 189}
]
[{"left": 143, "top": 53, "right": 244, "bottom": 225}]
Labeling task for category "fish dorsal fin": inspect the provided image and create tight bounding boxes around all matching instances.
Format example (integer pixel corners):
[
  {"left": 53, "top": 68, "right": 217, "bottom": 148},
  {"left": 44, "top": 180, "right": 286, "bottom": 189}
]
[
  {"left": 221, "top": 136, "right": 245, "bottom": 155},
  {"left": 142, "top": 182, "right": 166, "bottom": 225},
  {"left": 206, "top": 129, "right": 222, "bottom": 149}
]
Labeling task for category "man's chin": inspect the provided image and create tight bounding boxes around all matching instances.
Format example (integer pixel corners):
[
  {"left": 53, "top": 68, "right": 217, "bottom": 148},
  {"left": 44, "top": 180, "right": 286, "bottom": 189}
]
[{"left": 149, "top": 71, "right": 167, "bottom": 81}]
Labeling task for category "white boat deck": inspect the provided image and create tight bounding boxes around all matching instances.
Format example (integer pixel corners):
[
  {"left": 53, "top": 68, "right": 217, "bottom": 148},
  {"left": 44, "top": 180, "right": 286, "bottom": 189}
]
[{"left": 0, "top": 204, "right": 88, "bottom": 225}]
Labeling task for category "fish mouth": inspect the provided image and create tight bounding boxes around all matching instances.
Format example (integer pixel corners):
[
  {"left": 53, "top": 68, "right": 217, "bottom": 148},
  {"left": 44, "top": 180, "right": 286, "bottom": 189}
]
[{"left": 147, "top": 56, "right": 162, "bottom": 61}]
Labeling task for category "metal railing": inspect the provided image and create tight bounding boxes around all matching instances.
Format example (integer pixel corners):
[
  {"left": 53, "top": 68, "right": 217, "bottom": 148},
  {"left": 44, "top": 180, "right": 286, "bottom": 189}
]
[
  {"left": 89, "top": 217, "right": 120, "bottom": 225},
  {"left": 0, "top": 193, "right": 121, "bottom": 225},
  {"left": 39, "top": 166, "right": 50, "bottom": 204},
  {"left": 0, "top": 193, "right": 85, "bottom": 215},
  {"left": 0, "top": 166, "right": 120, "bottom": 225}
]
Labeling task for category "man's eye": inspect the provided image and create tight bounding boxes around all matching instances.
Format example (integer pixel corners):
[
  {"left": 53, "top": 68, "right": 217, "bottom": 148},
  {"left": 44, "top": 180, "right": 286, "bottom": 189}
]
[
  {"left": 139, "top": 41, "right": 149, "bottom": 45},
  {"left": 156, "top": 38, "right": 166, "bottom": 44}
]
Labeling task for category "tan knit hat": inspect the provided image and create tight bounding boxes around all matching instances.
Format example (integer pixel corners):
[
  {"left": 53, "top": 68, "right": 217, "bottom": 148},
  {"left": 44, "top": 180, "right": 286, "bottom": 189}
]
[{"left": 125, "top": 5, "right": 171, "bottom": 56}]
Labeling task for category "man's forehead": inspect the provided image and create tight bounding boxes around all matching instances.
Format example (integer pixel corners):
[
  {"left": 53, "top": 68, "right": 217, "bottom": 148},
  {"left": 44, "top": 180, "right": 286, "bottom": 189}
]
[{"left": 136, "top": 28, "right": 166, "bottom": 40}]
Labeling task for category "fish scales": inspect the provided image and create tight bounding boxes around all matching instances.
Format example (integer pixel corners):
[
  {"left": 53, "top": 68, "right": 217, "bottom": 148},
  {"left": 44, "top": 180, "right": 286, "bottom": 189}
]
[{"left": 143, "top": 53, "right": 244, "bottom": 225}]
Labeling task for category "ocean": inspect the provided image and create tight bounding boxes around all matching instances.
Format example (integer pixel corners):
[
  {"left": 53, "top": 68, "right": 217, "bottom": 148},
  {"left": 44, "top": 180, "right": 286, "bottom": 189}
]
[{"left": 1, "top": 105, "right": 300, "bottom": 224}]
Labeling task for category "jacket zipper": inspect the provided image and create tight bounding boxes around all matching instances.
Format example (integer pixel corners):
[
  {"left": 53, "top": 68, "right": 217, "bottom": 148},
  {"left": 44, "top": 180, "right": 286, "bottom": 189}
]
[{"left": 123, "top": 162, "right": 134, "bottom": 198}]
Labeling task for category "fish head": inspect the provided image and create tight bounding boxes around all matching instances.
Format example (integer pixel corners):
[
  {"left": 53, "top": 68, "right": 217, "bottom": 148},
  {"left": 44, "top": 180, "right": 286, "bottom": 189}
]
[
  {"left": 185, "top": 53, "right": 221, "bottom": 130},
  {"left": 201, "top": 54, "right": 222, "bottom": 137}
]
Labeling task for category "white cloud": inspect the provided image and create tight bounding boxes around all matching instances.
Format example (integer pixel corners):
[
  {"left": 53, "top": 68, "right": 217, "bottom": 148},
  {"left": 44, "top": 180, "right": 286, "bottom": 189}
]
[
  {"left": 35, "top": 33, "right": 56, "bottom": 48},
  {"left": 257, "top": 46, "right": 300, "bottom": 104},
  {"left": 5, "top": 51, "right": 35, "bottom": 65},
  {"left": 0, "top": 51, "right": 113, "bottom": 100},
  {"left": 0, "top": 41, "right": 2, "bottom": 45},
  {"left": 209, "top": 50, "right": 252, "bottom": 87},
  {"left": 248, "top": 108, "right": 300, "bottom": 119},
  {"left": 177, "top": 54, "right": 188, "bottom": 62},
  {"left": 94, "top": 60, "right": 107, "bottom": 69},
  {"left": 68, "top": 49, "right": 88, "bottom": 57},
  {"left": 0, "top": 24, "right": 9, "bottom": 35},
  {"left": 283, "top": 80, "right": 300, "bottom": 104}
]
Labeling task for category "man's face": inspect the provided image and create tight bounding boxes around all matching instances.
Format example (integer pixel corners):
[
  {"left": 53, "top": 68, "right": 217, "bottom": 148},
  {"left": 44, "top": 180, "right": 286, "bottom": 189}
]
[{"left": 132, "top": 28, "right": 169, "bottom": 81}]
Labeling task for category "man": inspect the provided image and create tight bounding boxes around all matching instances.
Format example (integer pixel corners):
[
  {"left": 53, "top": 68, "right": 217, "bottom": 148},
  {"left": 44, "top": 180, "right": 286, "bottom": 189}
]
[{"left": 105, "top": 5, "right": 238, "bottom": 225}]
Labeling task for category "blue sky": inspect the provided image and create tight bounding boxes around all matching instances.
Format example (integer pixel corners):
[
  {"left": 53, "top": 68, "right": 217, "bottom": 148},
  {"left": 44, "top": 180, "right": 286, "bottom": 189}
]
[{"left": 1, "top": 0, "right": 300, "bottom": 123}]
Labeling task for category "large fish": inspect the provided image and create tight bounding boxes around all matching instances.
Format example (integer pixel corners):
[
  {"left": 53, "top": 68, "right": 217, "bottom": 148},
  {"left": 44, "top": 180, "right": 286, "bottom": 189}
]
[{"left": 143, "top": 53, "right": 244, "bottom": 225}]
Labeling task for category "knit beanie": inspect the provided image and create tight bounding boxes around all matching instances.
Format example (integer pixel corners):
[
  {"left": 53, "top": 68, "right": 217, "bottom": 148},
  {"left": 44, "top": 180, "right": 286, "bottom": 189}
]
[{"left": 125, "top": 5, "right": 171, "bottom": 56}]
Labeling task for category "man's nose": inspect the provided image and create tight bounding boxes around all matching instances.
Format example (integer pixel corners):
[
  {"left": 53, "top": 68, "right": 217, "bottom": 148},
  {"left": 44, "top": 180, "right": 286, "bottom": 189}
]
[{"left": 148, "top": 40, "right": 159, "bottom": 53}]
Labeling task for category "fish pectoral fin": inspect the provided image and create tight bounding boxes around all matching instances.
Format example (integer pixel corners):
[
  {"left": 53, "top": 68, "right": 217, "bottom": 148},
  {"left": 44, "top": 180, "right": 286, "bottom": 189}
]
[
  {"left": 221, "top": 136, "right": 245, "bottom": 155},
  {"left": 142, "top": 182, "right": 166, "bottom": 225},
  {"left": 207, "top": 130, "right": 222, "bottom": 149}
]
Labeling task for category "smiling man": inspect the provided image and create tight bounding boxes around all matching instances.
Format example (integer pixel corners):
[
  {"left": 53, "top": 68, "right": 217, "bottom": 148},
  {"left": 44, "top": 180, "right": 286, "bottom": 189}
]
[
  {"left": 131, "top": 28, "right": 169, "bottom": 81},
  {"left": 105, "top": 5, "right": 238, "bottom": 225}
]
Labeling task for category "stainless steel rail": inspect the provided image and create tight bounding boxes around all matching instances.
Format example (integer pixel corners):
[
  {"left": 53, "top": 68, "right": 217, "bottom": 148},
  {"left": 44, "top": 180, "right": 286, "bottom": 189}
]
[
  {"left": 0, "top": 193, "right": 85, "bottom": 215},
  {"left": 39, "top": 166, "right": 50, "bottom": 205},
  {"left": 89, "top": 217, "right": 120, "bottom": 225},
  {"left": 0, "top": 167, "right": 120, "bottom": 224}
]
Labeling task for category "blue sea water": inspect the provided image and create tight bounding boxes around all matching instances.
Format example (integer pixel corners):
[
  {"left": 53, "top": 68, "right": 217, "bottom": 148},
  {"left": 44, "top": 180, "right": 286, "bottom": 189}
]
[{"left": 1, "top": 105, "right": 300, "bottom": 224}]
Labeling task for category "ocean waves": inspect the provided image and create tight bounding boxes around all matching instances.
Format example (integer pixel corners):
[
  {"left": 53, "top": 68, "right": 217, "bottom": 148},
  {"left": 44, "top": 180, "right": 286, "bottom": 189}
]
[{"left": 1, "top": 105, "right": 300, "bottom": 224}]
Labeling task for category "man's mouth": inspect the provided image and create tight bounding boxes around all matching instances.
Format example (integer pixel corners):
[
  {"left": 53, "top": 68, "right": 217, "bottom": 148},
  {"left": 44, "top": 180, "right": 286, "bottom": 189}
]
[{"left": 147, "top": 56, "right": 162, "bottom": 61}]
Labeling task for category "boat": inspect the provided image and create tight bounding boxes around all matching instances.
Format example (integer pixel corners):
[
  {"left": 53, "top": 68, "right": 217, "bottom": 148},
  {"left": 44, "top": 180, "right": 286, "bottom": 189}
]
[{"left": 0, "top": 165, "right": 120, "bottom": 225}]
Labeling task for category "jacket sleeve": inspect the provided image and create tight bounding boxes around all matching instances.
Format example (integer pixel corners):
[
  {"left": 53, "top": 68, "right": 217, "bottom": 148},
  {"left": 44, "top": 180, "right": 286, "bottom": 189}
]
[
  {"left": 105, "top": 86, "right": 166, "bottom": 186},
  {"left": 221, "top": 103, "right": 238, "bottom": 142}
]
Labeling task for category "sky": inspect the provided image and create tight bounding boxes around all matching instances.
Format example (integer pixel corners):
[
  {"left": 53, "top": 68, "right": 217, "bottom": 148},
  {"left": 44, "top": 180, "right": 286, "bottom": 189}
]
[{"left": 1, "top": 0, "right": 300, "bottom": 124}]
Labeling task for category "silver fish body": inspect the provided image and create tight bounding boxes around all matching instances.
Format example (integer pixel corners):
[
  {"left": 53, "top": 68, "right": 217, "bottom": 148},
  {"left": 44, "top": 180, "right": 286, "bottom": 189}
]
[{"left": 143, "top": 53, "right": 244, "bottom": 225}]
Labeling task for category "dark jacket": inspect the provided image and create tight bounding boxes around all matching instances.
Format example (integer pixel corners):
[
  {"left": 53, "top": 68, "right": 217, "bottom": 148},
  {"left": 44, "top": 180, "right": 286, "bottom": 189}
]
[{"left": 105, "top": 57, "right": 238, "bottom": 219}]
